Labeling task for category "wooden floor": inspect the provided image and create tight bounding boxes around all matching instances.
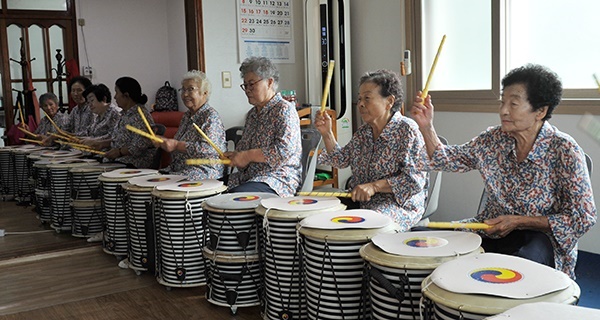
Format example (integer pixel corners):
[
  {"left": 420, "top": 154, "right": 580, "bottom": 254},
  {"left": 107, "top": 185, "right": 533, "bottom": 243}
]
[{"left": 0, "top": 201, "right": 262, "bottom": 320}]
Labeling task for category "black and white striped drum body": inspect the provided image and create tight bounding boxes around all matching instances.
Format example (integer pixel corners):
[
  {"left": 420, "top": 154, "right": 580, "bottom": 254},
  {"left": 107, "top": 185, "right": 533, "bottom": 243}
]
[
  {"left": 122, "top": 174, "right": 187, "bottom": 275},
  {"left": 360, "top": 231, "right": 482, "bottom": 319},
  {"left": 13, "top": 146, "right": 45, "bottom": 203},
  {"left": 47, "top": 159, "right": 98, "bottom": 232},
  {"left": 298, "top": 209, "right": 400, "bottom": 320},
  {"left": 421, "top": 253, "right": 580, "bottom": 320},
  {"left": 203, "top": 193, "right": 278, "bottom": 255},
  {"left": 0, "top": 146, "right": 17, "bottom": 199},
  {"left": 98, "top": 169, "right": 159, "bottom": 257},
  {"left": 256, "top": 196, "right": 346, "bottom": 320},
  {"left": 152, "top": 180, "right": 226, "bottom": 288},
  {"left": 485, "top": 302, "right": 600, "bottom": 320},
  {"left": 203, "top": 247, "right": 261, "bottom": 315},
  {"left": 70, "top": 163, "right": 126, "bottom": 201},
  {"left": 71, "top": 199, "right": 104, "bottom": 237}
]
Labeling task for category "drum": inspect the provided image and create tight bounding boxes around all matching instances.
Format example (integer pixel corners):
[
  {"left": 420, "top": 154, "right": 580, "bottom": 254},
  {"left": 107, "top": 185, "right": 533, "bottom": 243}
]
[
  {"left": 71, "top": 199, "right": 104, "bottom": 237},
  {"left": 0, "top": 146, "right": 18, "bottom": 199},
  {"left": 298, "top": 209, "right": 400, "bottom": 320},
  {"left": 32, "top": 158, "right": 82, "bottom": 223},
  {"left": 37, "top": 149, "right": 83, "bottom": 159},
  {"left": 47, "top": 159, "right": 99, "bottom": 232},
  {"left": 70, "top": 163, "right": 126, "bottom": 201},
  {"left": 203, "top": 247, "right": 262, "bottom": 315},
  {"left": 202, "top": 193, "right": 278, "bottom": 255},
  {"left": 98, "top": 168, "right": 159, "bottom": 257},
  {"left": 256, "top": 195, "right": 347, "bottom": 320},
  {"left": 152, "top": 179, "right": 227, "bottom": 288},
  {"left": 13, "top": 146, "right": 45, "bottom": 203},
  {"left": 485, "top": 302, "right": 600, "bottom": 320},
  {"left": 360, "top": 231, "right": 483, "bottom": 319},
  {"left": 122, "top": 174, "right": 187, "bottom": 275},
  {"left": 421, "top": 253, "right": 581, "bottom": 320}
]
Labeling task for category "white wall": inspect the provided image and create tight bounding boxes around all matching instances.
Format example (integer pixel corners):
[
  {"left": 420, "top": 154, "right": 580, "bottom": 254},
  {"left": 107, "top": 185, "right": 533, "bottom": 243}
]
[
  {"left": 75, "top": 0, "right": 182, "bottom": 108},
  {"left": 433, "top": 111, "right": 600, "bottom": 254}
]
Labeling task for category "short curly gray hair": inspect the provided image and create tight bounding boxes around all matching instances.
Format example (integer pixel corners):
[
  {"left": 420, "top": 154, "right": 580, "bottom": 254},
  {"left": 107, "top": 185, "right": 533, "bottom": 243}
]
[
  {"left": 182, "top": 70, "right": 212, "bottom": 99},
  {"left": 239, "top": 56, "right": 279, "bottom": 91},
  {"left": 359, "top": 69, "right": 404, "bottom": 114}
]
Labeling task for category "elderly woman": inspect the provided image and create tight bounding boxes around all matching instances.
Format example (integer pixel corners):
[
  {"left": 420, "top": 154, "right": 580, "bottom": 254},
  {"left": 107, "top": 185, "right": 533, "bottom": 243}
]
[
  {"left": 224, "top": 56, "right": 302, "bottom": 196},
  {"left": 156, "top": 70, "right": 226, "bottom": 180},
  {"left": 92, "top": 77, "right": 155, "bottom": 168},
  {"left": 33, "top": 93, "right": 70, "bottom": 146},
  {"left": 65, "top": 76, "right": 93, "bottom": 137},
  {"left": 411, "top": 64, "right": 597, "bottom": 279},
  {"left": 314, "top": 69, "right": 427, "bottom": 231},
  {"left": 81, "top": 84, "right": 120, "bottom": 141}
]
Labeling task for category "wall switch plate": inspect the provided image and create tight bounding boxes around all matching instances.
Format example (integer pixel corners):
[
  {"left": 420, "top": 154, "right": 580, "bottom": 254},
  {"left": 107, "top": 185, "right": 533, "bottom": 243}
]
[
  {"left": 222, "top": 71, "right": 232, "bottom": 88},
  {"left": 83, "top": 66, "right": 93, "bottom": 78}
]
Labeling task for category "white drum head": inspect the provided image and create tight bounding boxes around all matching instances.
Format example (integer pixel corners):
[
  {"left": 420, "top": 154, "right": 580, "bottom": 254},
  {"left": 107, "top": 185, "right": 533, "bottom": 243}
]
[
  {"left": 486, "top": 302, "right": 600, "bottom": 320},
  {"left": 128, "top": 174, "right": 187, "bottom": 187},
  {"left": 156, "top": 179, "right": 223, "bottom": 192},
  {"left": 299, "top": 209, "right": 392, "bottom": 230},
  {"left": 372, "top": 231, "right": 482, "bottom": 257},
  {"left": 205, "top": 192, "right": 278, "bottom": 210},
  {"left": 38, "top": 149, "right": 83, "bottom": 158},
  {"left": 260, "top": 196, "right": 341, "bottom": 212},
  {"left": 100, "top": 168, "right": 159, "bottom": 179},
  {"left": 431, "top": 253, "right": 571, "bottom": 299}
]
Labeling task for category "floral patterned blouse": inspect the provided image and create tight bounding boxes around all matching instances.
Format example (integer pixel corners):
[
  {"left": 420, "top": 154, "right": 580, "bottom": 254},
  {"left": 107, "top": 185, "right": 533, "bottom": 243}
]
[
  {"left": 34, "top": 112, "right": 69, "bottom": 135},
  {"left": 85, "top": 105, "right": 121, "bottom": 140},
  {"left": 110, "top": 105, "right": 155, "bottom": 168},
  {"left": 227, "top": 93, "right": 302, "bottom": 197},
  {"left": 318, "top": 112, "right": 428, "bottom": 231},
  {"left": 165, "top": 103, "right": 226, "bottom": 180},
  {"left": 65, "top": 103, "right": 94, "bottom": 137},
  {"left": 420, "top": 122, "right": 597, "bottom": 278}
]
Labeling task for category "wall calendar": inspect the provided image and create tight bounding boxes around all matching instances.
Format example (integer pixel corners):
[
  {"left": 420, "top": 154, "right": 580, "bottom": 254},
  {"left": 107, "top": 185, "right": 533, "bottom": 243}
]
[{"left": 237, "top": 0, "right": 295, "bottom": 63}]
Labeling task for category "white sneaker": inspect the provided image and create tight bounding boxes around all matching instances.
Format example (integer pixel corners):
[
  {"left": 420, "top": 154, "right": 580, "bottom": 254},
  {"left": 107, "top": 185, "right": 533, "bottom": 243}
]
[
  {"left": 87, "top": 232, "right": 104, "bottom": 243},
  {"left": 118, "top": 258, "right": 130, "bottom": 269}
]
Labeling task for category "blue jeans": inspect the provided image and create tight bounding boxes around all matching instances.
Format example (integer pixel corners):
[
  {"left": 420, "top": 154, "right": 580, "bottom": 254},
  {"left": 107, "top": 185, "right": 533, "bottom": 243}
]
[
  {"left": 481, "top": 230, "right": 555, "bottom": 268},
  {"left": 227, "top": 182, "right": 277, "bottom": 195}
]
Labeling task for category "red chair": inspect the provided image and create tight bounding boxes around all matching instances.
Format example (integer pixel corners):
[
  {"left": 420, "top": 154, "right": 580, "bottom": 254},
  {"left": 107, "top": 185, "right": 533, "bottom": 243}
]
[{"left": 151, "top": 111, "right": 185, "bottom": 168}]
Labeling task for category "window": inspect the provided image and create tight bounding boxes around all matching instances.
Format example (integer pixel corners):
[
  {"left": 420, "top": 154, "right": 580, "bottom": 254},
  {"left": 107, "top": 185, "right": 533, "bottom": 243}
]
[
  {"left": 0, "top": 0, "right": 77, "bottom": 131},
  {"left": 406, "top": 0, "right": 600, "bottom": 113}
]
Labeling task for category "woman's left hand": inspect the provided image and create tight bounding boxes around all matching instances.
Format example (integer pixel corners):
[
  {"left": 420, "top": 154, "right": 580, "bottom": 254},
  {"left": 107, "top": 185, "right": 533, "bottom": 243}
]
[
  {"left": 225, "top": 151, "right": 250, "bottom": 168},
  {"left": 105, "top": 148, "right": 121, "bottom": 160},
  {"left": 484, "top": 215, "right": 522, "bottom": 238},
  {"left": 351, "top": 182, "right": 378, "bottom": 202}
]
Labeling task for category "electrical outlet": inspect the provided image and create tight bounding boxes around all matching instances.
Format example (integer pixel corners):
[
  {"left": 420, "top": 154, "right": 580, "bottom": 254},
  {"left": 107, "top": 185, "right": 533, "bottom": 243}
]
[
  {"left": 221, "top": 71, "right": 232, "bottom": 88},
  {"left": 83, "top": 66, "right": 93, "bottom": 78},
  {"left": 78, "top": 18, "right": 85, "bottom": 26}
]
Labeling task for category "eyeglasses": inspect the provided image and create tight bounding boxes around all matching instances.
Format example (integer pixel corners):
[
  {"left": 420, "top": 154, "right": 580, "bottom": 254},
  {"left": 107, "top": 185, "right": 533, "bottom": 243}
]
[
  {"left": 240, "top": 78, "right": 263, "bottom": 91},
  {"left": 178, "top": 86, "right": 199, "bottom": 94}
]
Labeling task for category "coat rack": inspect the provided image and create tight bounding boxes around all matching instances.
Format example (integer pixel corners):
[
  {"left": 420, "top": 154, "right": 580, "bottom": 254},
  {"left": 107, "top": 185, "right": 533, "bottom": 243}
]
[{"left": 51, "top": 49, "right": 68, "bottom": 112}]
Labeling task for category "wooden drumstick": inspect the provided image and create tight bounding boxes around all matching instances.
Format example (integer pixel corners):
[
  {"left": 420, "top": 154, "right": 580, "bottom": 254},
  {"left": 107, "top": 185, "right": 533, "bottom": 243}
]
[
  {"left": 320, "top": 60, "right": 335, "bottom": 114},
  {"left": 297, "top": 191, "right": 351, "bottom": 198},
  {"left": 137, "top": 106, "right": 155, "bottom": 137},
  {"left": 421, "top": 35, "right": 447, "bottom": 100},
  {"left": 46, "top": 116, "right": 80, "bottom": 142},
  {"left": 56, "top": 141, "right": 106, "bottom": 156},
  {"left": 17, "top": 100, "right": 26, "bottom": 127},
  {"left": 186, "top": 158, "right": 231, "bottom": 165},
  {"left": 19, "top": 138, "right": 43, "bottom": 145},
  {"left": 192, "top": 123, "right": 226, "bottom": 159},
  {"left": 427, "top": 222, "right": 490, "bottom": 230},
  {"left": 594, "top": 74, "right": 600, "bottom": 92},
  {"left": 126, "top": 125, "right": 164, "bottom": 143},
  {"left": 17, "top": 126, "right": 39, "bottom": 138}
]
